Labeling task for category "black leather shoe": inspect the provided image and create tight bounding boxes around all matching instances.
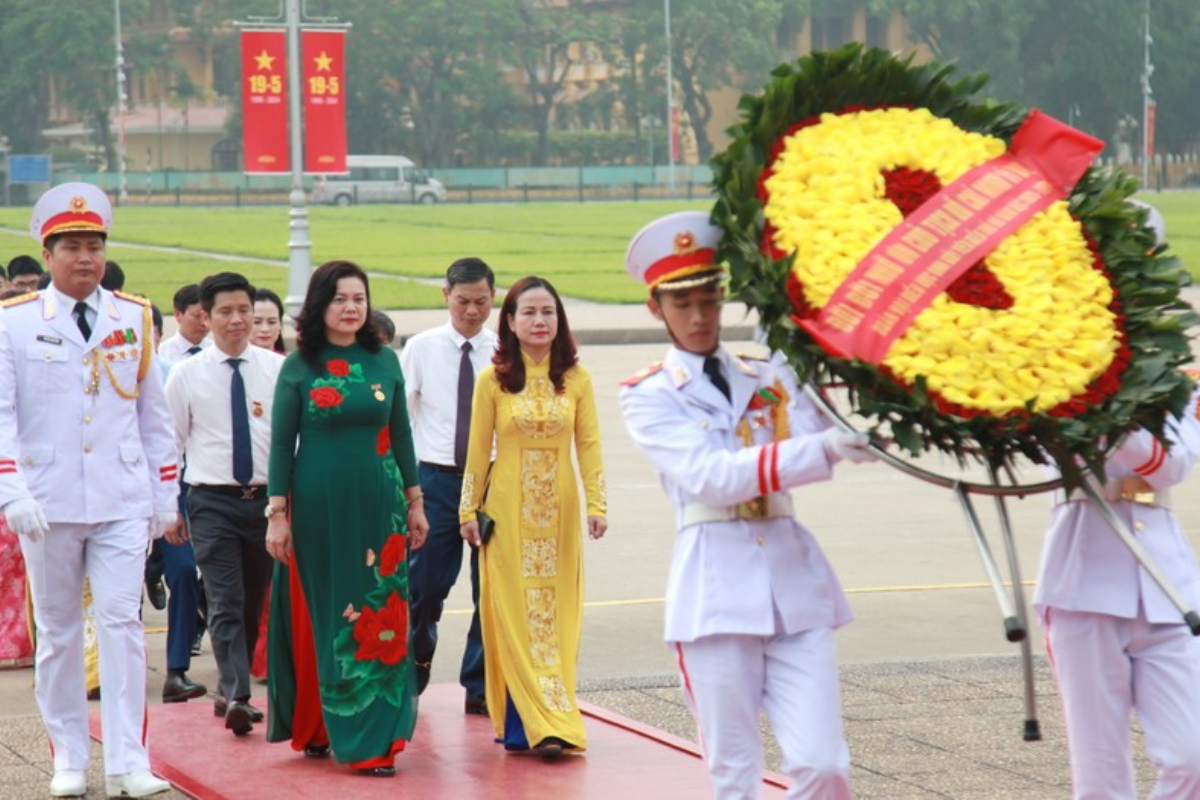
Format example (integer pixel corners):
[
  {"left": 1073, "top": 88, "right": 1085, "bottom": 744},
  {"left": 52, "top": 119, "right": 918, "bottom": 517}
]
[
  {"left": 214, "top": 696, "right": 264, "bottom": 723},
  {"left": 464, "top": 695, "right": 488, "bottom": 716},
  {"left": 146, "top": 579, "right": 166, "bottom": 611},
  {"left": 534, "top": 737, "right": 570, "bottom": 760},
  {"left": 415, "top": 661, "right": 431, "bottom": 695},
  {"left": 162, "top": 672, "right": 207, "bottom": 703},
  {"left": 224, "top": 701, "right": 254, "bottom": 736},
  {"left": 304, "top": 744, "right": 331, "bottom": 759},
  {"left": 355, "top": 766, "right": 396, "bottom": 777}
]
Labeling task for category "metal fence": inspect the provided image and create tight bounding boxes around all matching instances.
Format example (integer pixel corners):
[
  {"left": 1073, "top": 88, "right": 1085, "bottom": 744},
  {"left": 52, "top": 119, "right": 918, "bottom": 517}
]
[{"left": 12, "top": 164, "right": 716, "bottom": 207}]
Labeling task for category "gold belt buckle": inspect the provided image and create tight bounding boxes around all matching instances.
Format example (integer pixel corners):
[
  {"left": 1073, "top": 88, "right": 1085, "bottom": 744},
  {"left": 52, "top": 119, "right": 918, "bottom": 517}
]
[
  {"left": 242, "top": 486, "right": 258, "bottom": 501},
  {"left": 1117, "top": 476, "right": 1156, "bottom": 506},
  {"left": 738, "top": 497, "right": 768, "bottom": 519}
]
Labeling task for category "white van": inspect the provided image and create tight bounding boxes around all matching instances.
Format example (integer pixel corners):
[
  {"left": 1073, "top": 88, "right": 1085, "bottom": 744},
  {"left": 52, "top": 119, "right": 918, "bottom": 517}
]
[{"left": 312, "top": 155, "right": 447, "bottom": 205}]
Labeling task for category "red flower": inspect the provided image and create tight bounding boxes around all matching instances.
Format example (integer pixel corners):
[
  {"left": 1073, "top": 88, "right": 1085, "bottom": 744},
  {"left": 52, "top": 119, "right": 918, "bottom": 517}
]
[
  {"left": 379, "top": 533, "right": 407, "bottom": 578},
  {"left": 376, "top": 426, "right": 391, "bottom": 456},
  {"left": 352, "top": 592, "right": 409, "bottom": 665},
  {"left": 327, "top": 359, "right": 351, "bottom": 377},
  {"left": 310, "top": 386, "right": 344, "bottom": 409}
]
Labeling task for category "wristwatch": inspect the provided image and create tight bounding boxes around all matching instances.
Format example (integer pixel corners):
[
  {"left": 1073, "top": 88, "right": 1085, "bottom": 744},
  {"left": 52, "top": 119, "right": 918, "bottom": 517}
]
[{"left": 264, "top": 504, "right": 288, "bottom": 520}]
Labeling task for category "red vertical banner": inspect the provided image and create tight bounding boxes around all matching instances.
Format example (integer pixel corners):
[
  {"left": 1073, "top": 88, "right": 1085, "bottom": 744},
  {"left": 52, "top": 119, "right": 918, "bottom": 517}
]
[
  {"left": 241, "top": 29, "right": 289, "bottom": 173},
  {"left": 302, "top": 30, "right": 347, "bottom": 174}
]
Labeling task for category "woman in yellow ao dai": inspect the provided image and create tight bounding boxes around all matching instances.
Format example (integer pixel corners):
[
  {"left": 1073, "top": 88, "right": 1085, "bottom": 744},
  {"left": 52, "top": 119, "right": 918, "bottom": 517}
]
[{"left": 459, "top": 276, "right": 607, "bottom": 759}]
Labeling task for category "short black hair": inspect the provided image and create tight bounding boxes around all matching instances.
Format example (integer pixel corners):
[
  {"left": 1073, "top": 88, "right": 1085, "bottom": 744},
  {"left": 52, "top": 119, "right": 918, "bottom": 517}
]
[
  {"left": 172, "top": 283, "right": 202, "bottom": 313},
  {"left": 446, "top": 257, "right": 494, "bottom": 290},
  {"left": 150, "top": 304, "right": 163, "bottom": 337},
  {"left": 371, "top": 309, "right": 396, "bottom": 344},
  {"left": 100, "top": 260, "right": 125, "bottom": 291},
  {"left": 5, "top": 255, "right": 43, "bottom": 280},
  {"left": 198, "top": 272, "right": 256, "bottom": 314}
]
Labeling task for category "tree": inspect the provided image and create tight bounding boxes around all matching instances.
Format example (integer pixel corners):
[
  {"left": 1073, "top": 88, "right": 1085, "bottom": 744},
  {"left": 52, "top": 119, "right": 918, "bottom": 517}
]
[
  {"left": 334, "top": 0, "right": 517, "bottom": 166},
  {"left": 485, "top": 0, "right": 605, "bottom": 166},
  {"left": 645, "top": 0, "right": 790, "bottom": 163},
  {"left": 869, "top": 0, "right": 1200, "bottom": 155}
]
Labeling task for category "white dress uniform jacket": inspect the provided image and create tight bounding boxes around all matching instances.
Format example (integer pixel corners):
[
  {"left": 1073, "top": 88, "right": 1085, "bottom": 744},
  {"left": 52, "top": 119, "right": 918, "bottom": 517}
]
[
  {"left": 0, "top": 288, "right": 178, "bottom": 519},
  {"left": 1033, "top": 389, "right": 1200, "bottom": 622},
  {"left": 619, "top": 345, "right": 853, "bottom": 642}
]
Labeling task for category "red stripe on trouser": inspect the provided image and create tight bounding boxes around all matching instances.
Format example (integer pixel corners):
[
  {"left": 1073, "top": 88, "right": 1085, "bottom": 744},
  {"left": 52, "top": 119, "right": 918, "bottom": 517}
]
[{"left": 674, "top": 643, "right": 707, "bottom": 755}]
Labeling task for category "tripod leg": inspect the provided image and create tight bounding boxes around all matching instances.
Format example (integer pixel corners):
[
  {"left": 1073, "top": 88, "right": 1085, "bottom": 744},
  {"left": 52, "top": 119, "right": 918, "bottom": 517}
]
[
  {"left": 988, "top": 484, "right": 1041, "bottom": 741},
  {"left": 1077, "top": 482, "right": 1200, "bottom": 635},
  {"left": 953, "top": 483, "right": 1024, "bottom": 642}
]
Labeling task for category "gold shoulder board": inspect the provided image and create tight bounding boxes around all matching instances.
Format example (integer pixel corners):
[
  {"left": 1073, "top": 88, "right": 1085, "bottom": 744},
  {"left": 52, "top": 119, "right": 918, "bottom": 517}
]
[
  {"left": 620, "top": 362, "right": 664, "bottom": 387},
  {"left": 0, "top": 292, "right": 38, "bottom": 308},
  {"left": 113, "top": 291, "right": 150, "bottom": 306}
]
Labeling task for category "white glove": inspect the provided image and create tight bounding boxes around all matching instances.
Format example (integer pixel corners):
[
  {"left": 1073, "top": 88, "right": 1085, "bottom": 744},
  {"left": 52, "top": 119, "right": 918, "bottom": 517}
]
[
  {"left": 5, "top": 496, "right": 49, "bottom": 542},
  {"left": 150, "top": 511, "right": 177, "bottom": 541},
  {"left": 822, "top": 428, "right": 876, "bottom": 464}
]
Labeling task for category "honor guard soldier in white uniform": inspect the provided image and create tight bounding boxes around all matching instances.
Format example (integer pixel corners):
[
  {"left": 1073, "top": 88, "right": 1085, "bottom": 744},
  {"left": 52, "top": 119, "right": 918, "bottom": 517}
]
[
  {"left": 618, "top": 212, "right": 875, "bottom": 800},
  {"left": 1033, "top": 207, "right": 1200, "bottom": 799},
  {"left": 0, "top": 183, "right": 177, "bottom": 798}
]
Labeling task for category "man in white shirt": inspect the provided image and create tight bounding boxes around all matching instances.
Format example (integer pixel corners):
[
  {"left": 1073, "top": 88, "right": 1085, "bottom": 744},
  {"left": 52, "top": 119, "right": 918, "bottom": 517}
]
[
  {"left": 0, "top": 182, "right": 176, "bottom": 798},
  {"left": 158, "top": 283, "right": 210, "bottom": 361},
  {"left": 400, "top": 257, "right": 497, "bottom": 714},
  {"left": 164, "top": 272, "right": 284, "bottom": 738}
]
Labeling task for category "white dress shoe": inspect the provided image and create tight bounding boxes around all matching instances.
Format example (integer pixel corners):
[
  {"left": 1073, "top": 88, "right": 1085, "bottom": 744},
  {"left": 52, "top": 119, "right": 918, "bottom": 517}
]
[
  {"left": 49, "top": 770, "right": 87, "bottom": 797},
  {"left": 105, "top": 769, "right": 171, "bottom": 798}
]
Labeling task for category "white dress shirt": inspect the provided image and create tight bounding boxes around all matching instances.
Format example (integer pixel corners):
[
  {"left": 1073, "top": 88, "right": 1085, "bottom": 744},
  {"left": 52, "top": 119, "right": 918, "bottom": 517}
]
[
  {"left": 164, "top": 342, "right": 284, "bottom": 486},
  {"left": 401, "top": 321, "right": 497, "bottom": 465},
  {"left": 159, "top": 331, "right": 211, "bottom": 361}
]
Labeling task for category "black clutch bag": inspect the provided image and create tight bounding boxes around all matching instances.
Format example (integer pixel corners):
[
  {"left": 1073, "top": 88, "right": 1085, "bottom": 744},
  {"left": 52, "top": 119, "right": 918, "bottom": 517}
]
[{"left": 476, "top": 509, "right": 495, "bottom": 545}]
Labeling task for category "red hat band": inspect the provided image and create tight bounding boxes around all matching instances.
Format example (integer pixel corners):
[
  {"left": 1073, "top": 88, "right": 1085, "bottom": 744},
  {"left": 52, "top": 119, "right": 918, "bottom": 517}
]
[{"left": 643, "top": 248, "right": 717, "bottom": 287}]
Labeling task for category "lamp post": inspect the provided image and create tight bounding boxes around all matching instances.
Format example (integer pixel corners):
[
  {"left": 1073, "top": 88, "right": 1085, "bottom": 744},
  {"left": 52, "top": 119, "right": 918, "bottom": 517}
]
[
  {"left": 664, "top": 0, "right": 675, "bottom": 189},
  {"left": 114, "top": 0, "right": 128, "bottom": 203},
  {"left": 283, "top": 0, "right": 311, "bottom": 319},
  {"left": 1141, "top": 0, "right": 1153, "bottom": 189}
]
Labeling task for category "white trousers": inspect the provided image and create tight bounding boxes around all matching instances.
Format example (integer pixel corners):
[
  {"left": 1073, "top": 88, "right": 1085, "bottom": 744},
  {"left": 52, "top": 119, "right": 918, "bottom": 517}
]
[
  {"left": 20, "top": 519, "right": 152, "bottom": 775},
  {"left": 1043, "top": 606, "right": 1200, "bottom": 799},
  {"left": 674, "top": 628, "right": 852, "bottom": 800}
]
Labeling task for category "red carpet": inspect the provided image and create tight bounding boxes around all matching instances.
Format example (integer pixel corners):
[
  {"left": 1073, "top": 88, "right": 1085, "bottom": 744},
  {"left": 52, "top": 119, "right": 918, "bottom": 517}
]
[{"left": 90, "top": 683, "right": 788, "bottom": 799}]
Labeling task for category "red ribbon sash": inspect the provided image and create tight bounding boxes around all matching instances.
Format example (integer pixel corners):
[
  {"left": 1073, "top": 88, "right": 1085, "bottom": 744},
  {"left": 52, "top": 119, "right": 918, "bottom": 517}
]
[{"left": 797, "top": 110, "right": 1104, "bottom": 363}]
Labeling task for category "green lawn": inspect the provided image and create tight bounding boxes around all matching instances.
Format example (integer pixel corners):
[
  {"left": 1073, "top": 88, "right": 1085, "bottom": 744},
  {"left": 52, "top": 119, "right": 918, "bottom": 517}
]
[{"left": 0, "top": 194, "right": 1195, "bottom": 311}]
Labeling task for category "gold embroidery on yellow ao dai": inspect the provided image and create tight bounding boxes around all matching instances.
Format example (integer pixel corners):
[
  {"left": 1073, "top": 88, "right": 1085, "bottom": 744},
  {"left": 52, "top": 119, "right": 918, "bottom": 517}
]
[{"left": 459, "top": 355, "right": 606, "bottom": 750}]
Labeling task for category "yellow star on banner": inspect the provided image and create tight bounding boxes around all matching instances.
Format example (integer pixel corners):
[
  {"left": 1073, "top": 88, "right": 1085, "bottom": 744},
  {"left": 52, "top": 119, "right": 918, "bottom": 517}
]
[
  {"left": 314, "top": 51, "right": 334, "bottom": 72},
  {"left": 255, "top": 50, "right": 275, "bottom": 71}
]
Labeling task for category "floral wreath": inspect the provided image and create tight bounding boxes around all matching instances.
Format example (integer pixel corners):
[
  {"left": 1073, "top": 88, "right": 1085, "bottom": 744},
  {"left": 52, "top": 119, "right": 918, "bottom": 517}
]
[{"left": 711, "top": 44, "right": 1196, "bottom": 486}]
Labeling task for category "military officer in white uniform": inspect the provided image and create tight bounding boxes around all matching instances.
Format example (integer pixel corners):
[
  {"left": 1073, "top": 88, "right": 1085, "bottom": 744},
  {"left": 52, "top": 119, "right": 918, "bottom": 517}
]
[
  {"left": 0, "top": 183, "right": 177, "bottom": 799},
  {"left": 1033, "top": 203, "right": 1200, "bottom": 800},
  {"left": 618, "top": 212, "right": 875, "bottom": 800}
]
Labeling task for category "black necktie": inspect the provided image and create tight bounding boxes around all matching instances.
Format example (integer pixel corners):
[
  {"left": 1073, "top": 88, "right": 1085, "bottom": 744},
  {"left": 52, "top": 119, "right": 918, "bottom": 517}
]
[
  {"left": 186, "top": 345, "right": 203, "bottom": 356},
  {"left": 703, "top": 356, "right": 731, "bottom": 403},
  {"left": 454, "top": 341, "right": 474, "bottom": 468},
  {"left": 73, "top": 301, "right": 92, "bottom": 341},
  {"left": 229, "top": 359, "right": 253, "bottom": 485}
]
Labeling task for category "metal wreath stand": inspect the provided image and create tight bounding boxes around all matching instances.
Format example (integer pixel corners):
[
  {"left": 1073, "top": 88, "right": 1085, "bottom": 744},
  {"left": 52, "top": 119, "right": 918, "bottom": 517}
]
[{"left": 804, "top": 381, "right": 1200, "bottom": 742}]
